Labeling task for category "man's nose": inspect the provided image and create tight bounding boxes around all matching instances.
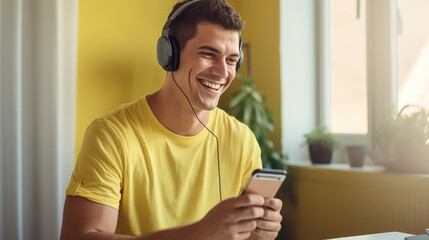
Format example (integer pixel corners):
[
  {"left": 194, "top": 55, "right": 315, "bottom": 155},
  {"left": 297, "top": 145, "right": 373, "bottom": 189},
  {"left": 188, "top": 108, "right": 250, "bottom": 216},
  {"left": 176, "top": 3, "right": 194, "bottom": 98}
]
[{"left": 212, "top": 58, "right": 229, "bottom": 79}]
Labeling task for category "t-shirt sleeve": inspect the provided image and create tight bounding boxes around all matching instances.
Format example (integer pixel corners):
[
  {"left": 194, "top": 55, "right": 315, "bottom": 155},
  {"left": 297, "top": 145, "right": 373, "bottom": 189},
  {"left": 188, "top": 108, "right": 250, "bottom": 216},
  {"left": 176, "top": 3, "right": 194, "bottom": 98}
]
[
  {"left": 240, "top": 127, "right": 263, "bottom": 190},
  {"left": 66, "top": 119, "right": 125, "bottom": 209}
]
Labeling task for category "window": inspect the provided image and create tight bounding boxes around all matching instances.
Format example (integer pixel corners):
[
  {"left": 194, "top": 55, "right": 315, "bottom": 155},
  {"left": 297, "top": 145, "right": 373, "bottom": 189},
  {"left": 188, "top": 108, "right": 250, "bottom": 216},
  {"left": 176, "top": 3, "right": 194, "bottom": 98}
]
[
  {"left": 279, "top": 0, "right": 429, "bottom": 161},
  {"left": 397, "top": 0, "right": 429, "bottom": 110},
  {"left": 318, "top": 0, "right": 429, "bottom": 148},
  {"left": 330, "top": 0, "right": 367, "bottom": 134}
]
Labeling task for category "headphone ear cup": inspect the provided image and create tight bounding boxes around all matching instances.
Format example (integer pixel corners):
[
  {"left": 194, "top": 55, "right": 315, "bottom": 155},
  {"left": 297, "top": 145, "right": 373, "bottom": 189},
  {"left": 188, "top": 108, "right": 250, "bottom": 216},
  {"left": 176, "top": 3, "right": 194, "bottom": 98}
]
[
  {"left": 157, "top": 36, "right": 172, "bottom": 70},
  {"left": 236, "top": 34, "right": 243, "bottom": 72},
  {"left": 236, "top": 48, "right": 243, "bottom": 71},
  {"left": 169, "top": 36, "right": 180, "bottom": 71}
]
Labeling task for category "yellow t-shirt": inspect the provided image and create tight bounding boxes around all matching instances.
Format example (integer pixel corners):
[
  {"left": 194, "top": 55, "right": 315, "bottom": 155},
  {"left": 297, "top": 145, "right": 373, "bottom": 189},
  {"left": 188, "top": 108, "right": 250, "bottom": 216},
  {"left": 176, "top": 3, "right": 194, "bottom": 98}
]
[{"left": 66, "top": 96, "right": 262, "bottom": 236}]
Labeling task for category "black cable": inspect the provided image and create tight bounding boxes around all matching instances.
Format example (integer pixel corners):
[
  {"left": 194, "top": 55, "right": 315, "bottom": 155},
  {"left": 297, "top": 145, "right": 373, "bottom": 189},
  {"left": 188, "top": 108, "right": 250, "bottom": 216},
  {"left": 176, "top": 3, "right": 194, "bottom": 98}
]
[{"left": 171, "top": 72, "right": 223, "bottom": 202}]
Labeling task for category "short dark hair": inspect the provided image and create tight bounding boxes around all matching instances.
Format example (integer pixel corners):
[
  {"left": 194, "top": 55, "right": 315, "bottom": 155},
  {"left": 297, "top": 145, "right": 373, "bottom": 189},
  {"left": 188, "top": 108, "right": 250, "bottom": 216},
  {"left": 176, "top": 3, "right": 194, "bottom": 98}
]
[{"left": 168, "top": 0, "right": 244, "bottom": 50}]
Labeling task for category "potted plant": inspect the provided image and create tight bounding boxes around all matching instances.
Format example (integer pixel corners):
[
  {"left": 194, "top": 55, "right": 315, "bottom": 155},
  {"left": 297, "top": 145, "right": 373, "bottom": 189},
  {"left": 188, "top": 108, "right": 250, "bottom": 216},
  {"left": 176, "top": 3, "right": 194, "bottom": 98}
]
[
  {"left": 227, "top": 73, "right": 287, "bottom": 169},
  {"left": 304, "top": 126, "right": 341, "bottom": 164},
  {"left": 370, "top": 104, "right": 429, "bottom": 174}
]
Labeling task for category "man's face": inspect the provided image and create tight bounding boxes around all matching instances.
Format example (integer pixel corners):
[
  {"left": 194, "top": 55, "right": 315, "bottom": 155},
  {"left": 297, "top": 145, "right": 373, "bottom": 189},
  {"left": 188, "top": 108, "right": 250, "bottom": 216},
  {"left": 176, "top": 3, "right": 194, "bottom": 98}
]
[{"left": 173, "top": 22, "right": 240, "bottom": 111}]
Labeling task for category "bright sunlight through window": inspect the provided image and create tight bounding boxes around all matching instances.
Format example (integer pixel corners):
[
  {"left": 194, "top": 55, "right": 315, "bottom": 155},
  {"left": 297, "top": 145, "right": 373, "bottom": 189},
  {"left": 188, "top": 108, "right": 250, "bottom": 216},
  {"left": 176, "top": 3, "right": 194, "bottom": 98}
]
[
  {"left": 330, "top": 0, "right": 368, "bottom": 134},
  {"left": 397, "top": 0, "right": 429, "bottom": 111}
]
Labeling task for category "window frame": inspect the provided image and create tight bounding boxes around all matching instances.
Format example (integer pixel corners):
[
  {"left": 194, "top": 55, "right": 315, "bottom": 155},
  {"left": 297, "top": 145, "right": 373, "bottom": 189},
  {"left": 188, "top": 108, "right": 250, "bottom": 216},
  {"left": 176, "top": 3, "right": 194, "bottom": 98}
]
[{"left": 316, "top": 0, "right": 399, "bottom": 154}]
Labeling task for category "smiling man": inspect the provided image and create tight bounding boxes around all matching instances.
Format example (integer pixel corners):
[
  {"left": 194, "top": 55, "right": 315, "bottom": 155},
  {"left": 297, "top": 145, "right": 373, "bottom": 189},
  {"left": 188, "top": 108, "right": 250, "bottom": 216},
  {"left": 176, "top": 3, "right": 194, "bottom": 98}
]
[{"left": 60, "top": 1, "right": 283, "bottom": 240}]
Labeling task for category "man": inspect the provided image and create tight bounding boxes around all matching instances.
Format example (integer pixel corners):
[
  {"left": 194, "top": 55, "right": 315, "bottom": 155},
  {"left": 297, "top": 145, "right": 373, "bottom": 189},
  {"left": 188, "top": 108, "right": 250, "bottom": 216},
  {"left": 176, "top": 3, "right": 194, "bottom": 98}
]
[{"left": 60, "top": 0, "right": 283, "bottom": 239}]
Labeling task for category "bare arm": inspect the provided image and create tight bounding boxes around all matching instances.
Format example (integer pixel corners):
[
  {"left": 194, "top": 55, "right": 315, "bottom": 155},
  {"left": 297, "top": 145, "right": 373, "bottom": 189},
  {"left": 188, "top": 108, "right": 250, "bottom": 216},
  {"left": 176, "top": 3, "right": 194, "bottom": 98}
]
[
  {"left": 61, "top": 194, "right": 268, "bottom": 240},
  {"left": 61, "top": 196, "right": 203, "bottom": 240},
  {"left": 60, "top": 196, "right": 135, "bottom": 240}
]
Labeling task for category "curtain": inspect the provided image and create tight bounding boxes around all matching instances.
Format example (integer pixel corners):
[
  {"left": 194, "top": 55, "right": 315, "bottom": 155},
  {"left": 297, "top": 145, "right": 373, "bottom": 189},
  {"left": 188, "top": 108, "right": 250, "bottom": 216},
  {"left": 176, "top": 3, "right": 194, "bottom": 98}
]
[{"left": 0, "top": 0, "right": 77, "bottom": 239}]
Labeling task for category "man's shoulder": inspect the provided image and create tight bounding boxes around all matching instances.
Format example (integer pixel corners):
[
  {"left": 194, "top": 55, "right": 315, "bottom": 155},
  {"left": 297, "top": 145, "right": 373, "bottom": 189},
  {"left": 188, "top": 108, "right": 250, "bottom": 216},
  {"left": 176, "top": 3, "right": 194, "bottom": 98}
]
[
  {"left": 96, "top": 97, "right": 146, "bottom": 123},
  {"left": 213, "top": 107, "right": 253, "bottom": 135},
  {"left": 84, "top": 97, "right": 149, "bottom": 138},
  {"left": 82, "top": 97, "right": 151, "bottom": 148},
  {"left": 214, "top": 107, "right": 241, "bottom": 125}
]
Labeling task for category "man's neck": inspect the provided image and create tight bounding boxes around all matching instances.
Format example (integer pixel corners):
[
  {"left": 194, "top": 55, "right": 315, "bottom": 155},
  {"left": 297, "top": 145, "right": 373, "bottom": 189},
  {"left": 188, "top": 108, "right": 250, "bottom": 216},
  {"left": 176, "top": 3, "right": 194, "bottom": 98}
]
[{"left": 146, "top": 87, "right": 211, "bottom": 136}]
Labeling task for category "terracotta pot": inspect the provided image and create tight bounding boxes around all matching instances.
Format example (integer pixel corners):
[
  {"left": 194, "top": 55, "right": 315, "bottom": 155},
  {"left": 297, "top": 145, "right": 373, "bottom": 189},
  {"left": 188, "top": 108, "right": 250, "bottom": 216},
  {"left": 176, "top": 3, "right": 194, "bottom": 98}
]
[{"left": 347, "top": 145, "right": 367, "bottom": 167}]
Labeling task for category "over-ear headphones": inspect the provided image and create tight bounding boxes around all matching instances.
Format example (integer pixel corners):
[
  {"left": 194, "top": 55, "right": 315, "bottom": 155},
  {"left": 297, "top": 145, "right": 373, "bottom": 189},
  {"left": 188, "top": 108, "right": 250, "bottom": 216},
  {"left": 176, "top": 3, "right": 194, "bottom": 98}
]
[{"left": 156, "top": 0, "right": 243, "bottom": 72}]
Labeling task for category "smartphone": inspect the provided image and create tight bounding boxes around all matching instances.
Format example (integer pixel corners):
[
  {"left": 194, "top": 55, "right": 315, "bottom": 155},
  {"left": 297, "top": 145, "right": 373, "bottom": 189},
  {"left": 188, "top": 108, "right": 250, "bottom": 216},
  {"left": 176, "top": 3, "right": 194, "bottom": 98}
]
[{"left": 239, "top": 169, "right": 287, "bottom": 198}]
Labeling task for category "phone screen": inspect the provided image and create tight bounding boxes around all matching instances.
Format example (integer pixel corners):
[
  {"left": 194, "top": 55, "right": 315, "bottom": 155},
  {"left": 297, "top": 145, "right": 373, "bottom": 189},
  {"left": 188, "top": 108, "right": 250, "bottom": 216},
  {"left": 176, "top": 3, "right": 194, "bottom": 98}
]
[{"left": 239, "top": 169, "right": 286, "bottom": 198}]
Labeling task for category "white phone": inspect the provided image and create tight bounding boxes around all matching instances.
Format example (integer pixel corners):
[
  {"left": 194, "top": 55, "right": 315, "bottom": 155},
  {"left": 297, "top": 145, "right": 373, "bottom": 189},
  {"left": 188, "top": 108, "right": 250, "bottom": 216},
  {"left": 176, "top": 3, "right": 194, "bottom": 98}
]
[{"left": 239, "top": 169, "right": 287, "bottom": 198}]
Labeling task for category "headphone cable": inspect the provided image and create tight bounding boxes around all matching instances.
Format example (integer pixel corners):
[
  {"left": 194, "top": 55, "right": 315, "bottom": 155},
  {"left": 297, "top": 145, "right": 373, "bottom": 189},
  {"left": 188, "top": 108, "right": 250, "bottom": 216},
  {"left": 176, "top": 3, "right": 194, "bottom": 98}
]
[{"left": 171, "top": 72, "right": 223, "bottom": 202}]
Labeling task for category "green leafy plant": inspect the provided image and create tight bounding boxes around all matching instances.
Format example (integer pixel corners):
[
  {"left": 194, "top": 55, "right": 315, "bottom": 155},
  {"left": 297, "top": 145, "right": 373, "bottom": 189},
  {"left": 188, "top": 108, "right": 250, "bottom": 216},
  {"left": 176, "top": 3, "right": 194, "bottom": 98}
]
[
  {"left": 376, "top": 104, "right": 429, "bottom": 159},
  {"left": 227, "top": 74, "right": 287, "bottom": 169},
  {"left": 369, "top": 104, "right": 429, "bottom": 173},
  {"left": 303, "top": 126, "right": 341, "bottom": 150}
]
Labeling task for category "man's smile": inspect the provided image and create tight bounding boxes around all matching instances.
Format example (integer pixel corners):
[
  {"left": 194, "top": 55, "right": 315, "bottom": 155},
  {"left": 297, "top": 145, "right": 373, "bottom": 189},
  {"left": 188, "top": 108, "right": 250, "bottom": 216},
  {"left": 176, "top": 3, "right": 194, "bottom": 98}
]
[{"left": 198, "top": 78, "right": 222, "bottom": 91}]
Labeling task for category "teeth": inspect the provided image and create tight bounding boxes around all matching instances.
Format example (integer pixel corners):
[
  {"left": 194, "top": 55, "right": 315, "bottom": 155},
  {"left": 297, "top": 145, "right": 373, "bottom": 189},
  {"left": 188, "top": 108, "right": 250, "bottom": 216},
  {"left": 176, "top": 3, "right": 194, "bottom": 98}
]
[{"left": 200, "top": 79, "right": 221, "bottom": 90}]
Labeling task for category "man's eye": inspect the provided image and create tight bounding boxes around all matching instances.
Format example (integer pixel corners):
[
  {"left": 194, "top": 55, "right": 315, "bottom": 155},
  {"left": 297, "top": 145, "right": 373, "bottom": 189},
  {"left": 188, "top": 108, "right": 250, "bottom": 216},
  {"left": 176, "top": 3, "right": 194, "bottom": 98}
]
[
  {"left": 200, "top": 52, "right": 214, "bottom": 57},
  {"left": 227, "top": 58, "right": 238, "bottom": 64}
]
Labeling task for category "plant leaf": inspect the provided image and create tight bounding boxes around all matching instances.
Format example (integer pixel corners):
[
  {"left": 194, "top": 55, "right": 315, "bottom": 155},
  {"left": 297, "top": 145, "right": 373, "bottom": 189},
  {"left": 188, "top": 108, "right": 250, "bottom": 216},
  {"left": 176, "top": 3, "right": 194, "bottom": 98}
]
[
  {"left": 243, "top": 101, "right": 253, "bottom": 125},
  {"left": 251, "top": 91, "right": 263, "bottom": 102},
  {"left": 229, "top": 91, "right": 248, "bottom": 110},
  {"left": 243, "top": 85, "right": 253, "bottom": 93}
]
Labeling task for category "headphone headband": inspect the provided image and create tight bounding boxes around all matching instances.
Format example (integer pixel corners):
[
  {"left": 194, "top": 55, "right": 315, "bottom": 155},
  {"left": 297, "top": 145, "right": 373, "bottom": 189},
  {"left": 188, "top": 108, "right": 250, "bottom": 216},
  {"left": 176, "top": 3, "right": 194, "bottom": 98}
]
[{"left": 161, "top": 0, "right": 199, "bottom": 36}]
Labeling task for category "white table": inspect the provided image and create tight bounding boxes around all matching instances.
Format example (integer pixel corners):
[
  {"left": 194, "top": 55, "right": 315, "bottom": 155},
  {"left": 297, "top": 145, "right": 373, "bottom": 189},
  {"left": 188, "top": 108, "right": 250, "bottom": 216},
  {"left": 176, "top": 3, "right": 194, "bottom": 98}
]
[{"left": 326, "top": 232, "right": 414, "bottom": 240}]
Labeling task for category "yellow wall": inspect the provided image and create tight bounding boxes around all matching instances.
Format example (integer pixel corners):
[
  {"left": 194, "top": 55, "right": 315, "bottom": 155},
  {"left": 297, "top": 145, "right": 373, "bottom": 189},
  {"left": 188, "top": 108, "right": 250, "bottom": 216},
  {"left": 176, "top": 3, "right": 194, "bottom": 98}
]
[
  {"left": 75, "top": 0, "right": 281, "bottom": 157},
  {"left": 76, "top": 0, "right": 176, "bottom": 156}
]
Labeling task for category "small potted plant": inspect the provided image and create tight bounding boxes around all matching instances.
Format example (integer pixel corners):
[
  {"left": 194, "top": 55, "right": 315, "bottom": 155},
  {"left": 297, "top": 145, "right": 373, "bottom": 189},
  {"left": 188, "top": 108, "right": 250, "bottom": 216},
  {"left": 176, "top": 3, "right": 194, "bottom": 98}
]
[{"left": 304, "top": 126, "right": 341, "bottom": 164}]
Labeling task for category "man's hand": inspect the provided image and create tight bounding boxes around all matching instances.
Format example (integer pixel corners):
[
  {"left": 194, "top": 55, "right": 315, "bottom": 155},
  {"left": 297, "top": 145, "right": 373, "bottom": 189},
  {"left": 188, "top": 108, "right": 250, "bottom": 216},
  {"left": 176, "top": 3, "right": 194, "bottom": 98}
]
[
  {"left": 195, "top": 194, "right": 265, "bottom": 240},
  {"left": 251, "top": 198, "right": 283, "bottom": 240}
]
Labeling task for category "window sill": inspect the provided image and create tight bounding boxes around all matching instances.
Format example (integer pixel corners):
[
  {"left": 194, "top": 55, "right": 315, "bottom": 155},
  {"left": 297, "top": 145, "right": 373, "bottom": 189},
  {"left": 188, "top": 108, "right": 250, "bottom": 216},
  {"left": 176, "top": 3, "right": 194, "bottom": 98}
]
[
  {"left": 286, "top": 160, "right": 384, "bottom": 173},
  {"left": 285, "top": 160, "right": 429, "bottom": 178}
]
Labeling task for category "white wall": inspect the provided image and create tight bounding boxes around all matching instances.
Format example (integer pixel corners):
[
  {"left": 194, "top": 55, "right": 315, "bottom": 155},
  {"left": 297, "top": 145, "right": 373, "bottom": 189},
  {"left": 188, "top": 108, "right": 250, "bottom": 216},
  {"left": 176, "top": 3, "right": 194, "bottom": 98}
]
[{"left": 280, "top": 0, "right": 317, "bottom": 161}]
